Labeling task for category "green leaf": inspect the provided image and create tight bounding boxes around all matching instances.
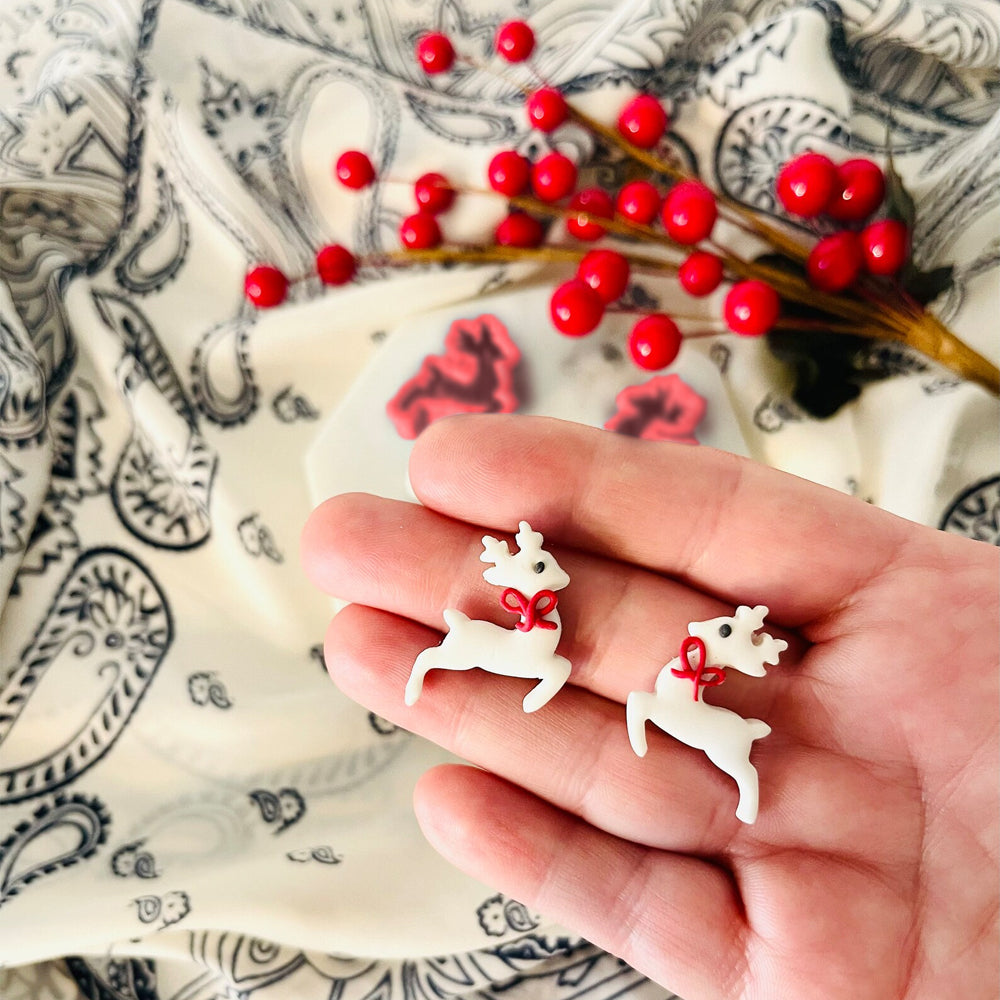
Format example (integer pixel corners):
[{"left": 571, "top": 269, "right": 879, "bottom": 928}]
[
  {"left": 900, "top": 263, "right": 955, "bottom": 306},
  {"left": 884, "top": 137, "right": 916, "bottom": 229},
  {"left": 766, "top": 328, "right": 865, "bottom": 418}
]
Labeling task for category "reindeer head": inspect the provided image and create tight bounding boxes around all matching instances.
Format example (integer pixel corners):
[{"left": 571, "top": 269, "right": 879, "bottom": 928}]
[
  {"left": 687, "top": 605, "right": 787, "bottom": 677},
  {"left": 480, "top": 521, "right": 570, "bottom": 595}
]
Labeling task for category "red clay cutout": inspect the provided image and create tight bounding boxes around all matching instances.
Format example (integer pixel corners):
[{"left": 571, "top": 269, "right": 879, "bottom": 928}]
[
  {"left": 387, "top": 314, "right": 521, "bottom": 439},
  {"left": 604, "top": 373, "right": 705, "bottom": 445}
]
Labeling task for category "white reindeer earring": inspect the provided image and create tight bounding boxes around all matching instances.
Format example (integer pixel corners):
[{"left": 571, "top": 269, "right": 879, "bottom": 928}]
[
  {"left": 626, "top": 605, "right": 786, "bottom": 825},
  {"left": 405, "top": 521, "right": 572, "bottom": 713}
]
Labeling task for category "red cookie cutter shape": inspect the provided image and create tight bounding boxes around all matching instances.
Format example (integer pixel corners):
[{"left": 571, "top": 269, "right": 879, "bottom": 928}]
[
  {"left": 604, "top": 374, "right": 706, "bottom": 445},
  {"left": 387, "top": 314, "right": 521, "bottom": 440}
]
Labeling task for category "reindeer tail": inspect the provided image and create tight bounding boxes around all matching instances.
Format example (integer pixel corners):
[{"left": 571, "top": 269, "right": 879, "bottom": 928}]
[
  {"left": 442, "top": 609, "right": 469, "bottom": 631},
  {"left": 746, "top": 718, "right": 772, "bottom": 741}
]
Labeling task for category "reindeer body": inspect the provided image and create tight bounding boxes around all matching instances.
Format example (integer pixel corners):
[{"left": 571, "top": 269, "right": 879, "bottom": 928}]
[
  {"left": 405, "top": 522, "right": 572, "bottom": 713},
  {"left": 627, "top": 606, "right": 786, "bottom": 825}
]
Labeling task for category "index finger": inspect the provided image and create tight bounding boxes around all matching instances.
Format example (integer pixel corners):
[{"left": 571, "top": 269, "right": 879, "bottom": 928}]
[{"left": 409, "top": 414, "right": 913, "bottom": 628}]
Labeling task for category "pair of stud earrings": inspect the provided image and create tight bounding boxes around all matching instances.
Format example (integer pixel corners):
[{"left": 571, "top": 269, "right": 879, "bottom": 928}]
[{"left": 404, "top": 522, "right": 786, "bottom": 825}]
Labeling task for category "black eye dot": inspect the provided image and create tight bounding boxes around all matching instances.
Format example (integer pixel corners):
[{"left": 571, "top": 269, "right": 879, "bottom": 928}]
[
  {"left": 533, "top": 561, "right": 545, "bottom": 573},
  {"left": 719, "top": 624, "right": 732, "bottom": 638}
]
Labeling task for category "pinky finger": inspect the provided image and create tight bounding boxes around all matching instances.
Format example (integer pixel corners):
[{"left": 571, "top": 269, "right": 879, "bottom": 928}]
[{"left": 413, "top": 764, "right": 749, "bottom": 1000}]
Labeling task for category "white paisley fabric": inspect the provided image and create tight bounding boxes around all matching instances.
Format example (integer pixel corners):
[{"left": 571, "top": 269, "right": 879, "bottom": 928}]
[{"left": 0, "top": 1, "right": 997, "bottom": 998}]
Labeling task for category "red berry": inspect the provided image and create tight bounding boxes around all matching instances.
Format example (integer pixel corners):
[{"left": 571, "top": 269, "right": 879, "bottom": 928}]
[
  {"left": 827, "top": 159, "right": 886, "bottom": 222},
  {"left": 244, "top": 265, "right": 288, "bottom": 308},
  {"left": 807, "top": 231, "right": 863, "bottom": 291},
  {"left": 416, "top": 32, "right": 455, "bottom": 74},
  {"left": 628, "top": 314, "right": 682, "bottom": 370},
  {"left": 678, "top": 251, "right": 724, "bottom": 297},
  {"left": 859, "top": 219, "right": 909, "bottom": 275},
  {"left": 531, "top": 151, "right": 577, "bottom": 202},
  {"left": 495, "top": 212, "right": 544, "bottom": 247},
  {"left": 495, "top": 20, "right": 535, "bottom": 62},
  {"left": 335, "top": 150, "right": 375, "bottom": 189},
  {"left": 662, "top": 180, "right": 717, "bottom": 244},
  {"left": 724, "top": 280, "right": 780, "bottom": 336},
  {"left": 776, "top": 152, "right": 837, "bottom": 218},
  {"left": 414, "top": 172, "right": 455, "bottom": 213},
  {"left": 400, "top": 212, "right": 441, "bottom": 249},
  {"left": 617, "top": 95, "right": 668, "bottom": 149},
  {"left": 526, "top": 87, "right": 567, "bottom": 133},
  {"left": 488, "top": 150, "right": 531, "bottom": 196},
  {"left": 549, "top": 279, "right": 604, "bottom": 336},
  {"left": 566, "top": 187, "right": 614, "bottom": 241},
  {"left": 577, "top": 249, "right": 630, "bottom": 303},
  {"left": 616, "top": 180, "right": 660, "bottom": 225},
  {"left": 315, "top": 244, "right": 356, "bottom": 286}
]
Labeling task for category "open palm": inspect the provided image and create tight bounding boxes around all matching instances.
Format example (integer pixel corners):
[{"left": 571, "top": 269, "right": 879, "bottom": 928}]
[{"left": 301, "top": 415, "right": 998, "bottom": 1000}]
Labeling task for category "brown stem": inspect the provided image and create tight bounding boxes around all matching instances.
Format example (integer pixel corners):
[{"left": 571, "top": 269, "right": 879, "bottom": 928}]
[
  {"left": 376, "top": 244, "right": 676, "bottom": 272},
  {"left": 377, "top": 245, "right": 583, "bottom": 267},
  {"left": 903, "top": 310, "right": 1000, "bottom": 395}
]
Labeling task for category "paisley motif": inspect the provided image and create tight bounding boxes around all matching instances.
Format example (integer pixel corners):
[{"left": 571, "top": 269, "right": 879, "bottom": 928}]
[
  {"left": 132, "top": 889, "right": 190, "bottom": 928},
  {"left": 0, "top": 794, "right": 110, "bottom": 908},
  {"left": 0, "top": 547, "right": 172, "bottom": 803},
  {"left": 114, "top": 165, "right": 190, "bottom": 295},
  {"left": 48, "top": 378, "right": 106, "bottom": 501},
  {"left": 93, "top": 292, "right": 217, "bottom": 549}
]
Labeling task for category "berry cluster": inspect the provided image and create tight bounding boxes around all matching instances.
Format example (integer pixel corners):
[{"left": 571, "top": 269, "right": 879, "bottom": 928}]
[
  {"left": 240, "top": 19, "right": 998, "bottom": 400},
  {"left": 775, "top": 153, "right": 907, "bottom": 291}
]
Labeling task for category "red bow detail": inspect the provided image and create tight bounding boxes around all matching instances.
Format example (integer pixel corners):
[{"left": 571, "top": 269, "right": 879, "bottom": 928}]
[
  {"left": 670, "top": 636, "right": 727, "bottom": 701},
  {"left": 500, "top": 588, "right": 558, "bottom": 631}
]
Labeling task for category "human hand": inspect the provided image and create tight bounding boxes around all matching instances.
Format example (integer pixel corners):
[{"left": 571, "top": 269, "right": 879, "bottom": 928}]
[{"left": 301, "top": 415, "right": 999, "bottom": 1000}]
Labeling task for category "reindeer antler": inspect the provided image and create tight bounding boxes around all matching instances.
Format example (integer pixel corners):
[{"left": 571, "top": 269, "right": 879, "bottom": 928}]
[
  {"left": 514, "top": 521, "right": 545, "bottom": 555},
  {"left": 480, "top": 535, "right": 510, "bottom": 565},
  {"left": 735, "top": 605, "right": 786, "bottom": 666},
  {"left": 735, "top": 605, "right": 768, "bottom": 630}
]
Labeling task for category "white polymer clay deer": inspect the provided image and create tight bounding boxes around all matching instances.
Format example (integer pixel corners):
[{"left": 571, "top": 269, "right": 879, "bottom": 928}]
[
  {"left": 405, "top": 521, "right": 572, "bottom": 713},
  {"left": 626, "top": 605, "right": 787, "bottom": 824}
]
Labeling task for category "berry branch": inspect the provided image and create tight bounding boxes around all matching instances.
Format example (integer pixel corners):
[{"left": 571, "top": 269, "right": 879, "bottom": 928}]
[{"left": 242, "top": 19, "right": 999, "bottom": 410}]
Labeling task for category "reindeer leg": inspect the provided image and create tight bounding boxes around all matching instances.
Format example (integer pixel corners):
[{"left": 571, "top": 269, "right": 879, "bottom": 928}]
[
  {"left": 405, "top": 648, "right": 438, "bottom": 706},
  {"left": 731, "top": 720, "right": 770, "bottom": 823},
  {"left": 522, "top": 656, "right": 571, "bottom": 713},
  {"left": 626, "top": 691, "right": 656, "bottom": 757},
  {"left": 704, "top": 730, "right": 765, "bottom": 825},
  {"left": 732, "top": 762, "right": 761, "bottom": 825}
]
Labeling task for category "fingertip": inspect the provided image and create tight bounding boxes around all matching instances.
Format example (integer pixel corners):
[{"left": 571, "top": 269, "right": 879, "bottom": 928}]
[
  {"left": 322, "top": 602, "right": 407, "bottom": 705},
  {"left": 407, "top": 415, "right": 475, "bottom": 507},
  {"left": 413, "top": 763, "right": 466, "bottom": 829},
  {"left": 300, "top": 492, "right": 425, "bottom": 599},
  {"left": 415, "top": 758, "right": 483, "bottom": 790},
  {"left": 322, "top": 602, "right": 397, "bottom": 694},
  {"left": 413, "top": 764, "right": 504, "bottom": 866},
  {"left": 322, "top": 601, "right": 358, "bottom": 689},
  {"left": 299, "top": 493, "right": 359, "bottom": 588},
  {"left": 407, "top": 414, "right": 586, "bottom": 524}
]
